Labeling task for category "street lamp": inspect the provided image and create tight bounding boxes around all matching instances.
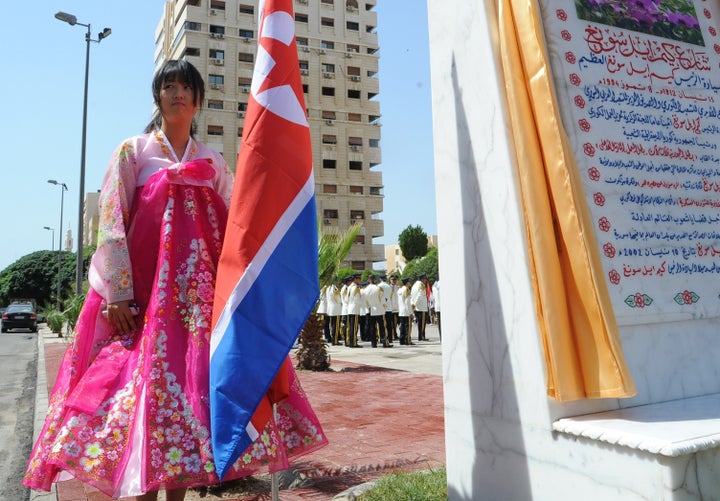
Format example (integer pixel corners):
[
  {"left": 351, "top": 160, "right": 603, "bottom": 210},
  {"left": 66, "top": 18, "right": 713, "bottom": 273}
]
[
  {"left": 43, "top": 226, "right": 55, "bottom": 252},
  {"left": 48, "top": 180, "right": 68, "bottom": 310},
  {"left": 55, "top": 11, "right": 111, "bottom": 294}
]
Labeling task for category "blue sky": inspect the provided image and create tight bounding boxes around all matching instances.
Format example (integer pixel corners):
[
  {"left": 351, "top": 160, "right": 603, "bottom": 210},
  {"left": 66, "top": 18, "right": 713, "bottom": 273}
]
[{"left": 0, "top": 1, "right": 435, "bottom": 272}]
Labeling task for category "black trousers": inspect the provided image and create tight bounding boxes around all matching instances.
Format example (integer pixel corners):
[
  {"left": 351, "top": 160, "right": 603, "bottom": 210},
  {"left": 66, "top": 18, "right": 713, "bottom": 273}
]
[
  {"left": 385, "top": 311, "right": 396, "bottom": 342},
  {"left": 346, "top": 314, "right": 360, "bottom": 347},
  {"left": 368, "top": 314, "right": 389, "bottom": 347},
  {"left": 398, "top": 316, "right": 410, "bottom": 344},
  {"left": 414, "top": 310, "right": 427, "bottom": 340}
]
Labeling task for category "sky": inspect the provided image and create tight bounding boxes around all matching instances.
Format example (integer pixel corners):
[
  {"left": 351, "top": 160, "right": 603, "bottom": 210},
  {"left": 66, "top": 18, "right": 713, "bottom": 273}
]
[{"left": 0, "top": 0, "right": 436, "bottom": 272}]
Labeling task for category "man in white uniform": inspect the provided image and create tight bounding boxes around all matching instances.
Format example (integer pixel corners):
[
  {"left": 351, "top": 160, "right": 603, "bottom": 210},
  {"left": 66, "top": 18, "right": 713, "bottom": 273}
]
[
  {"left": 345, "top": 274, "right": 363, "bottom": 347},
  {"left": 326, "top": 280, "right": 342, "bottom": 344},
  {"left": 379, "top": 274, "right": 396, "bottom": 344},
  {"left": 397, "top": 277, "right": 413, "bottom": 345},
  {"left": 363, "top": 274, "right": 391, "bottom": 347},
  {"left": 411, "top": 273, "right": 429, "bottom": 341}
]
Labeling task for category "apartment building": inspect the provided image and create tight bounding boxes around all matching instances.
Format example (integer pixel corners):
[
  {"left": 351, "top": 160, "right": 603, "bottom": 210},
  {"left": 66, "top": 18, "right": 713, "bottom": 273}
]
[{"left": 154, "top": 0, "right": 384, "bottom": 270}]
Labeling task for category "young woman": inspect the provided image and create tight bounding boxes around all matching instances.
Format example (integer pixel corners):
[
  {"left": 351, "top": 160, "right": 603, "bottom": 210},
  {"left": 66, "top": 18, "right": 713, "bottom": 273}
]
[{"left": 24, "top": 60, "right": 327, "bottom": 501}]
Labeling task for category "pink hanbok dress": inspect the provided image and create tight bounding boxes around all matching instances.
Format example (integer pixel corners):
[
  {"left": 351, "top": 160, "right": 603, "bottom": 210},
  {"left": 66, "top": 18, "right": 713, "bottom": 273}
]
[{"left": 23, "top": 130, "right": 327, "bottom": 497}]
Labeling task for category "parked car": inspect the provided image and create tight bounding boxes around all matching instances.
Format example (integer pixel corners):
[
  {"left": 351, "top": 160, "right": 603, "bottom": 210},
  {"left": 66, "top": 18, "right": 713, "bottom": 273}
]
[{"left": 1, "top": 303, "right": 38, "bottom": 333}]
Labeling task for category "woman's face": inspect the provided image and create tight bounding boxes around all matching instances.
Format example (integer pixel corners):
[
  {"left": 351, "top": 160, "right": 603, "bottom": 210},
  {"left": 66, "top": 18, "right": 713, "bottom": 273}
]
[{"left": 159, "top": 78, "right": 199, "bottom": 123}]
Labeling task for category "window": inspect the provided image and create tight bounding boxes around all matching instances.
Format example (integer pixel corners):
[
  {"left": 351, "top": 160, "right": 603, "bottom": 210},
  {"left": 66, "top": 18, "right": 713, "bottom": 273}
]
[
  {"left": 295, "top": 13, "right": 308, "bottom": 23},
  {"left": 239, "top": 4, "right": 254, "bottom": 14},
  {"left": 323, "top": 184, "right": 337, "bottom": 194},
  {"left": 183, "top": 47, "right": 200, "bottom": 57},
  {"left": 302, "top": 84, "right": 308, "bottom": 93},
  {"left": 322, "top": 87, "right": 335, "bottom": 96},
  {"left": 211, "top": 0, "right": 226, "bottom": 9},
  {"left": 323, "top": 209, "right": 339, "bottom": 219},
  {"left": 321, "top": 40, "right": 335, "bottom": 49},
  {"left": 322, "top": 134, "right": 337, "bottom": 144},
  {"left": 321, "top": 17, "right": 335, "bottom": 27},
  {"left": 186, "top": 21, "right": 201, "bottom": 31},
  {"left": 347, "top": 66, "right": 361, "bottom": 76},
  {"left": 348, "top": 136, "right": 362, "bottom": 146},
  {"left": 208, "top": 74, "right": 224, "bottom": 86},
  {"left": 188, "top": 0, "right": 200, "bottom": 5},
  {"left": 349, "top": 185, "right": 364, "bottom": 194},
  {"left": 355, "top": 235, "right": 365, "bottom": 244},
  {"left": 368, "top": 91, "right": 378, "bottom": 100},
  {"left": 209, "top": 49, "right": 224, "bottom": 59},
  {"left": 347, "top": 21, "right": 359, "bottom": 30},
  {"left": 351, "top": 260, "right": 365, "bottom": 270},
  {"left": 238, "top": 52, "right": 254, "bottom": 63},
  {"left": 238, "top": 127, "right": 244, "bottom": 137},
  {"left": 350, "top": 210, "right": 365, "bottom": 220},
  {"left": 322, "top": 0, "right": 335, "bottom": 4},
  {"left": 209, "top": 25, "right": 225, "bottom": 35},
  {"left": 369, "top": 138, "right": 380, "bottom": 147},
  {"left": 347, "top": 43, "right": 360, "bottom": 53},
  {"left": 348, "top": 113, "right": 361, "bottom": 122},
  {"left": 347, "top": 0, "right": 359, "bottom": 7},
  {"left": 238, "top": 77, "right": 252, "bottom": 92},
  {"left": 347, "top": 89, "right": 361, "bottom": 99},
  {"left": 349, "top": 161, "right": 362, "bottom": 170},
  {"left": 207, "top": 125, "right": 224, "bottom": 136},
  {"left": 238, "top": 102, "right": 248, "bottom": 112},
  {"left": 322, "top": 63, "right": 335, "bottom": 73},
  {"left": 207, "top": 99, "right": 223, "bottom": 110},
  {"left": 323, "top": 159, "right": 337, "bottom": 169},
  {"left": 299, "top": 60, "right": 309, "bottom": 70},
  {"left": 369, "top": 186, "right": 382, "bottom": 196},
  {"left": 297, "top": 37, "right": 309, "bottom": 46},
  {"left": 366, "top": 24, "right": 376, "bottom": 33},
  {"left": 322, "top": 110, "right": 337, "bottom": 120},
  {"left": 239, "top": 29, "right": 254, "bottom": 38}
]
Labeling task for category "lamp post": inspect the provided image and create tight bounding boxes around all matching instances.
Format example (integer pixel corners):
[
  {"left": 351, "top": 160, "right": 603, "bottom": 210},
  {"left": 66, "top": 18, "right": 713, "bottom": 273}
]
[
  {"left": 48, "top": 180, "right": 67, "bottom": 310},
  {"left": 54, "top": 11, "right": 111, "bottom": 294},
  {"left": 43, "top": 226, "right": 55, "bottom": 252}
]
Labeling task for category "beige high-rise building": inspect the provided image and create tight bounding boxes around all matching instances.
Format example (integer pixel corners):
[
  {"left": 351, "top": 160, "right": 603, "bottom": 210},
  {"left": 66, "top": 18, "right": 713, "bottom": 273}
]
[{"left": 154, "top": 0, "right": 384, "bottom": 270}]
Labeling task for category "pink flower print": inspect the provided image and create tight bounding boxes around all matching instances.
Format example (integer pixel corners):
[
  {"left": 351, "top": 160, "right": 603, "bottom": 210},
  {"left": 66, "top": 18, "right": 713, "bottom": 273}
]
[
  {"left": 569, "top": 73, "right": 581, "bottom": 86},
  {"left": 598, "top": 217, "right": 611, "bottom": 232},
  {"left": 714, "top": 44, "right": 720, "bottom": 54},
  {"left": 251, "top": 442, "right": 266, "bottom": 459},
  {"left": 588, "top": 167, "right": 601, "bottom": 181},
  {"left": 184, "top": 453, "right": 202, "bottom": 473},
  {"left": 578, "top": 119, "right": 591, "bottom": 132},
  {"left": 565, "top": 51, "right": 576, "bottom": 64},
  {"left": 634, "top": 293, "right": 645, "bottom": 308},
  {"left": 603, "top": 242, "right": 616, "bottom": 258},
  {"left": 85, "top": 442, "right": 104, "bottom": 458},
  {"left": 165, "top": 463, "right": 182, "bottom": 476},
  {"left": 556, "top": 9, "right": 568, "bottom": 21},
  {"left": 166, "top": 424, "right": 185, "bottom": 444},
  {"left": 63, "top": 442, "right": 82, "bottom": 457},
  {"left": 165, "top": 446, "right": 184, "bottom": 465},
  {"left": 574, "top": 95, "right": 586, "bottom": 108},
  {"left": 704, "top": 8, "right": 711, "bottom": 19},
  {"left": 682, "top": 290, "right": 694, "bottom": 304},
  {"left": 152, "top": 428, "right": 165, "bottom": 444},
  {"left": 593, "top": 192, "right": 606, "bottom": 206},
  {"left": 197, "top": 282, "right": 214, "bottom": 302},
  {"left": 609, "top": 270, "right": 621, "bottom": 285},
  {"left": 285, "top": 431, "right": 301, "bottom": 449},
  {"left": 583, "top": 142, "right": 596, "bottom": 157},
  {"left": 561, "top": 29, "right": 571, "bottom": 41},
  {"left": 78, "top": 427, "right": 93, "bottom": 442},
  {"left": 106, "top": 449, "right": 119, "bottom": 461},
  {"left": 709, "top": 26, "right": 717, "bottom": 36}
]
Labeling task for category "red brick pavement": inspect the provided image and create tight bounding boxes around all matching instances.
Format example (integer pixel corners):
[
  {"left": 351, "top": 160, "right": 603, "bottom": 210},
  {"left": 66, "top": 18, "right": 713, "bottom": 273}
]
[{"left": 41, "top": 342, "right": 445, "bottom": 501}]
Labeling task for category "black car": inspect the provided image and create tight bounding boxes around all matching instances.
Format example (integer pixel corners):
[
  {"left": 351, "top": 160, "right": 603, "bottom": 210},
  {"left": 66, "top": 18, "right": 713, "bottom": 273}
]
[{"left": 1, "top": 303, "right": 38, "bottom": 333}]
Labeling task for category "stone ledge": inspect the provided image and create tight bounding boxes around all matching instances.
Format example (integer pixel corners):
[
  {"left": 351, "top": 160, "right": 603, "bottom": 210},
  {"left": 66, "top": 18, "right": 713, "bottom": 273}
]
[{"left": 553, "top": 393, "right": 720, "bottom": 457}]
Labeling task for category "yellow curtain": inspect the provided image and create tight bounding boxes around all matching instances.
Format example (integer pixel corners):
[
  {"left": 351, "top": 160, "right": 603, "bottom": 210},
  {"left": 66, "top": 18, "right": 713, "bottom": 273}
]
[{"left": 497, "top": 0, "right": 636, "bottom": 400}]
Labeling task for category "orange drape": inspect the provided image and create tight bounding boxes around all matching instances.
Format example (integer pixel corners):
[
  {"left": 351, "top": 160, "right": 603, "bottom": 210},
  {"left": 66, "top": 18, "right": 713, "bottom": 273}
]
[{"left": 498, "top": 0, "right": 636, "bottom": 400}]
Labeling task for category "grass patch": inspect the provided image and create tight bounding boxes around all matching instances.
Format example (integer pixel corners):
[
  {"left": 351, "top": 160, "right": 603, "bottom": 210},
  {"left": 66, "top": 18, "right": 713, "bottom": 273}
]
[{"left": 359, "top": 467, "right": 447, "bottom": 501}]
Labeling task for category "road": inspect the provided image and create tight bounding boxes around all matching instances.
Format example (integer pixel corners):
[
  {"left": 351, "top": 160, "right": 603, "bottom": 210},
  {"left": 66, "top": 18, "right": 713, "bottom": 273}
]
[{"left": 0, "top": 329, "right": 38, "bottom": 501}]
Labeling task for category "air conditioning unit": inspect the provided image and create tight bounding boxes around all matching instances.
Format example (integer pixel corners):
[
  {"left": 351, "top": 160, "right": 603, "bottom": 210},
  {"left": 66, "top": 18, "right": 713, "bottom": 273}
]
[
  {"left": 350, "top": 218, "right": 357, "bottom": 224},
  {"left": 323, "top": 72, "right": 334, "bottom": 78},
  {"left": 241, "top": 86, "right": 250, "bottom": 93},
  {"left": 325, "top": 119, "right": 334, "bottom": 125},
  {"left": 345, "top": 52, "right": 352, "bottom": 58},
  {"left": 350, "top": 75, "right": 360, "bottom": 82},
  {"left": 347, "top": 6, "right": 357, "bottom": 11},
  {"left": 210, "top": 8, "right": 217, "bottom": 15},
  {"left": 350, "top": 145, "right": 360, "bottom": 151},
  {"left": 243, "top": 37, "right": 250, "bottom": 43},
  {"left": 301, "top": 46, "right": 310, "bottom": 52},
  {"left": 210, "top": 83, "right": 222, "bottom": 90},
  {"left": 319, "top": 49, "right": 326, "bottom": 54},
  {"left": 217, "top": 33, "right": 224, "bottom": 39},
  {"left": 300, "top": 69, "right": 309, "bottom": 75},
  {"left": 210, "top": 33, "right": 217, "bottom": 38},
  {"left": 237, "top": 111, "right": 245, "bottom": 118},
  {"left": 299, "top": 0, "right": 308, "bottom": 3},
  {"left": 212, "top": 58, "right": 224, "bottom": 65},
  {"left": 323, "top": 218, "right": 331, "bottom": 225}
]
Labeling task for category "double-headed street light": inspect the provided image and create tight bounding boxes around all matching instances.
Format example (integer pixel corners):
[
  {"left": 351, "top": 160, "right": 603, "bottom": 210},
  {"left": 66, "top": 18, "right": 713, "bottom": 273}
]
[
  {"left": 48, "top": 180, "right": 68, "bottom": 310},
  {"left": 43, "top": 226, "right": 55, "bottom": 252},
  {"left": 54, "top": 11, "right": 111, "bottom": 294}
]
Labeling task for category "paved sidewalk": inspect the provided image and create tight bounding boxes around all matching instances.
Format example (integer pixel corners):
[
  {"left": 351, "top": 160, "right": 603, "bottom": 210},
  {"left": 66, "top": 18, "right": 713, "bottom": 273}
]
[{"left": 33, "top": 324, "right": 445, "bottom": 500}]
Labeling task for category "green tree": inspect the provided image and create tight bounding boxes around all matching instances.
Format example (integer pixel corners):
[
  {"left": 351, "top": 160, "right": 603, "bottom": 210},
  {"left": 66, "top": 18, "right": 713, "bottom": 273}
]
[
  {"left": 0, "top": 250, "right": 74, "bottom": 307},
  {"left": 296, "top": 222, "right": 362, "bottom": 371},
  {"left": 399, "top": 225, "right": 428, "bottom": 262},
  {"left": 402, "top": 246, "right": 439, "bottom": 284}
]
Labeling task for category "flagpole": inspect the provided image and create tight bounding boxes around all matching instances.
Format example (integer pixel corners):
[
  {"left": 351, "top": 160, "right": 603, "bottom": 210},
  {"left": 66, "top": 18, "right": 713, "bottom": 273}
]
[{"left": 271, "top": 403, "right": 280, "bottom": 501}]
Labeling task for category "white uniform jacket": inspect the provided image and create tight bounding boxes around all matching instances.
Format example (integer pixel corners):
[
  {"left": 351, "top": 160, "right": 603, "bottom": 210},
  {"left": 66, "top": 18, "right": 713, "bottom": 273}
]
[{"left": 411, "top": 280, "right": 428, "bottom": 312}]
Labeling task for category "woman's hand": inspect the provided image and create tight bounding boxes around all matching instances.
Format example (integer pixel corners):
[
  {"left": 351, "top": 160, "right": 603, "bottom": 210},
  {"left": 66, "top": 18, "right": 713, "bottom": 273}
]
[{"left": 106, "top": 300, "right": 137, "bottom": 335}]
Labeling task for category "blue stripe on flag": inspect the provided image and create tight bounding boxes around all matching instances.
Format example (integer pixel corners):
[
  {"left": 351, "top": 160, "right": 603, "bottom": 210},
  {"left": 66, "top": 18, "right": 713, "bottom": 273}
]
[{"left": 210, "top": 197, "right": 319, "bottom": 478}]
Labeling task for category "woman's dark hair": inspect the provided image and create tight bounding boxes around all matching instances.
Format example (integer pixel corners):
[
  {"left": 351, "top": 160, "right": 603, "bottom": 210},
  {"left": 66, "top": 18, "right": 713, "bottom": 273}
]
[{"left": 143, "top": 59, "right": 205, "bottom": 135}]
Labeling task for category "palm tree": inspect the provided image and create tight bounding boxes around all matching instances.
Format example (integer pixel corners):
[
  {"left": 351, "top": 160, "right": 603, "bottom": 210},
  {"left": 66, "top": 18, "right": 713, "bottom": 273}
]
[{"left": 296, "top": 221, "right": 363, "bottom": 371}]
